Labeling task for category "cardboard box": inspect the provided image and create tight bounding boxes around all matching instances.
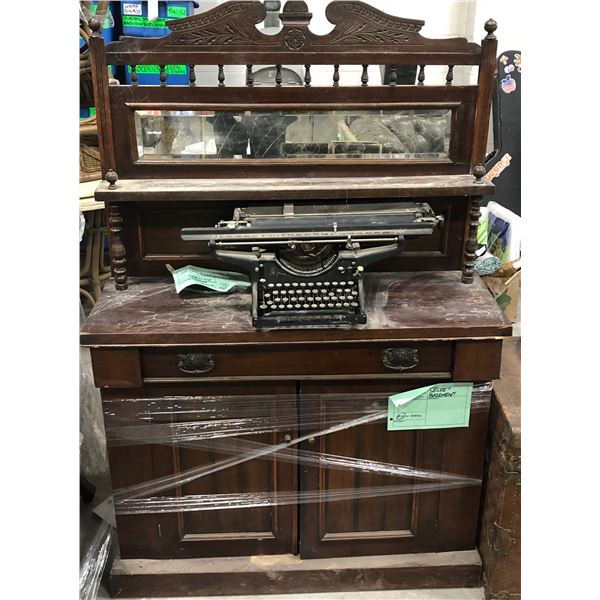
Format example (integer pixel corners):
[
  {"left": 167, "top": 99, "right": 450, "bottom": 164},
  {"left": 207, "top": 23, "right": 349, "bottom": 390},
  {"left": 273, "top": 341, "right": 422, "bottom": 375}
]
[{"left": 482, "top": 263, "right": 521, "bottom": 324}]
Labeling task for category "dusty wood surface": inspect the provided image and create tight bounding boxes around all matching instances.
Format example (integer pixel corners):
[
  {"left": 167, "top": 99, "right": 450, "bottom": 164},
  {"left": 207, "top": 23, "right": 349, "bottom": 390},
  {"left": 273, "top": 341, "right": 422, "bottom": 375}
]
[
  {"left": 110, "top": 550, "right": 482, "bottom": 597},
  {"left": 95, "top": 174, "right": 495, "bottom": 202},
  {"left": 80, "top": 271, "right": 511, "bottom": 346}
]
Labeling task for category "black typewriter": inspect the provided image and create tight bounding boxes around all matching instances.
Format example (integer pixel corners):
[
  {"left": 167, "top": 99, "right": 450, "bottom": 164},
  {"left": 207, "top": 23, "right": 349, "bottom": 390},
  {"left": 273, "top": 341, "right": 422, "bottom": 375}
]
[{"left": 181, "top": 201, "right": 441, "bottom": 328}]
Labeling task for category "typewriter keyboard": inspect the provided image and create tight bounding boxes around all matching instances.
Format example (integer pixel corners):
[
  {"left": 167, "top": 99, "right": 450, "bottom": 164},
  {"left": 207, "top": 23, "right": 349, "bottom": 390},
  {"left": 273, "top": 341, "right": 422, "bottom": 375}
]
[{"left": 259, "top": 280, "right": 360, "bottom": 312}]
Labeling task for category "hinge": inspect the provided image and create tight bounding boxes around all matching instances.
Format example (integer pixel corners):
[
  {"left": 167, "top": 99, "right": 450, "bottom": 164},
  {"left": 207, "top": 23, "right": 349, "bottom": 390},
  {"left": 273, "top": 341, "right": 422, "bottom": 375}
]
[{"left": 157, "top": 523, "right": 162, "bottom": 539}]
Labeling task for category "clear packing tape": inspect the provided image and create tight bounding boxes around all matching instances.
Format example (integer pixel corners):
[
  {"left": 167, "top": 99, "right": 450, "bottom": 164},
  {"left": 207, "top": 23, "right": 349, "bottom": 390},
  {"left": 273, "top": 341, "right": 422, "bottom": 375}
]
[{"left": 104, "top": 384, "right": 493, "bottom": 516}]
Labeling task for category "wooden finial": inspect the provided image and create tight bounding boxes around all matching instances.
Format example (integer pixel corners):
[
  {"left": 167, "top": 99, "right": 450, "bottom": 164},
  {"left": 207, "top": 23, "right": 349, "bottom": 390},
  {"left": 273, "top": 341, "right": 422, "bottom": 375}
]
[
  {"left": 106, "top": 169, "right": 118, "bottom": 189},
  {"left": 484, "top": 19, "right": 497, "bottom": 40},
  {"left": 88, "top": 16, "right": 102, "bottom": 36},
  {"left": 280, "top": 1, "right": 312, "bottom": 26},
  {"left": 473, "top": 164, "right": 486, "bottom": 183}
]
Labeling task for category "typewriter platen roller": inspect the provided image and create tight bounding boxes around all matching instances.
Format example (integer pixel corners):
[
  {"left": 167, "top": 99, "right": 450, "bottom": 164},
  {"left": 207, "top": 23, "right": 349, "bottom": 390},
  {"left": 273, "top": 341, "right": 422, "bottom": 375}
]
[{"left": 181, "top": 201, "right": 442, "bottom": 328}]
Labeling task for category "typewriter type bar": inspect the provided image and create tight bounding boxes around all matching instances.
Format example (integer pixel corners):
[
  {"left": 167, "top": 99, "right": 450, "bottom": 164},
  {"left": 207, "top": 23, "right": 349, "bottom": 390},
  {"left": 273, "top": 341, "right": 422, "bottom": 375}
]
[{"left": 181, "top": 202, "right": 441, "bottom": 328}]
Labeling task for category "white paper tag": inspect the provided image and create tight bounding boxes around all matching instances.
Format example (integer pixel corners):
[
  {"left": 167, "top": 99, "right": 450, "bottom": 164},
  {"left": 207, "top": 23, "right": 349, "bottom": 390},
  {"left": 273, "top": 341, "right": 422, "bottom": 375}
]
[{"left": 122, "top": 3, "right": 142, "bottom": 16}]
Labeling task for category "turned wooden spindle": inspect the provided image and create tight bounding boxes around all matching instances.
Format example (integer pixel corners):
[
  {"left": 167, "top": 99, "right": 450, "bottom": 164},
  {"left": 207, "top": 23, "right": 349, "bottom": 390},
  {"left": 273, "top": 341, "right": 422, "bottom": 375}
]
[
  {"left": 188, "top": 65, "right": 196, "bottom": 86},
  {"left": 304, "top": 64, "right": 311, "bottom": 86},
  {"left": 246, "top": 65, "right": 254, "bottom": 86},
  {"left": 333, "top": 65, "right": 340, "bottom": 87},
  {"left": 108, "top": 203, "right": 128, "bottom": 291},
  {"left": 159, "top": 65, "right": 167, "bottom": 86},
  {"left": 462, "top": 165, "right": 487, "bottom": 284},
  {"left": 389, "top": 66, "right": 398, "bottom": 86},
  {"left": 446, "top": 65, "right": 454, "bottom": 86},
  {"left": 361, "top": 64, "right": 369, "bottom": 86},
  {"left": 130, "top": 64, "right": 138, "bottom": 86},
  {"left": 218, "top": 65, "right": 225, "bottom": 87},
  {"left": 275, "top": 64, "right": 282, "bottom": 86},
  {"left": 417, "top": 65, "right": 425, "bottom": 85}
]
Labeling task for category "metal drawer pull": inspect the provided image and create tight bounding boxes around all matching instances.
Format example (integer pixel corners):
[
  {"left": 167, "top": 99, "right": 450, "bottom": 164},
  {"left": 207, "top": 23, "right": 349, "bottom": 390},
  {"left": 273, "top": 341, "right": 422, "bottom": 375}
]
[
  {"left": 177, "top": 353, "right": 215, "bottom": 375},
  {"left": 382, "top": 348, "right": 419, "bottom": 371}
]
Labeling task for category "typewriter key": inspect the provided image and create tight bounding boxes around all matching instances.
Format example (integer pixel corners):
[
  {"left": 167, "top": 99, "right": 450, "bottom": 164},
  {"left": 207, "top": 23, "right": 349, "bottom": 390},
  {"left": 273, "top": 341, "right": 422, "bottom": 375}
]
[
  {"left": 303, "top": 304, "right": 310, "bottom": 309},
  {"left": 286, "top": 304, "right": 293, "bottom": 309},
  {"left": 276, "top": 283, "right": 282, "bottom": 288}
]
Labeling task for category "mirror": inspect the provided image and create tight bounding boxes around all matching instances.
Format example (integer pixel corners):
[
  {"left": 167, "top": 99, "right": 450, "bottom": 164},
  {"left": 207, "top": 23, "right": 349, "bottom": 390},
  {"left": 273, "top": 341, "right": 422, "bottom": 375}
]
[{"left": 135, "top": 108, "right": 452, "bottom": 161}]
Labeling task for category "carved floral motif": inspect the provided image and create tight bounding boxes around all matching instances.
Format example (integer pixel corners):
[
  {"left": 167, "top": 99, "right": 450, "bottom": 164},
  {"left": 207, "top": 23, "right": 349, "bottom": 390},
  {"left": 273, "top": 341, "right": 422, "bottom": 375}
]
[{"left": 285, "top": 28, "right": 307, "bottom": 50}]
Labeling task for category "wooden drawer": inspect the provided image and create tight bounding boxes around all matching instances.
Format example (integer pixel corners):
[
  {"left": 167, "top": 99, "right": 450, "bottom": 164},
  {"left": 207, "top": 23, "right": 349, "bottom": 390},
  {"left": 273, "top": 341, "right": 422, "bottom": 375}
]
[{"left": 140, "top": 342, "right": 454, "bottom": 382}]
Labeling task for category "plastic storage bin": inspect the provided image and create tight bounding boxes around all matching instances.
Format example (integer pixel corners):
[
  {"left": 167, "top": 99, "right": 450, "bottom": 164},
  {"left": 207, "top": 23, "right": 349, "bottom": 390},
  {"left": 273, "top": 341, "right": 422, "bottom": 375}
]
[{"left": 120, "top": 1, "right": 195, "bottom": 85}]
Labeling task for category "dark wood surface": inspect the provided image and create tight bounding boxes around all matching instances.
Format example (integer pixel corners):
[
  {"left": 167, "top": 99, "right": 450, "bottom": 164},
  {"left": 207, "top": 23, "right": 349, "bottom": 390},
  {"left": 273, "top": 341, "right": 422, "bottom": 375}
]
[
  {"left": 110, "top": 550, "right": 482, "bottom": 597},
  {"left": 116, "top": 197, "right": 469, "bottom": 278},
  {"left": 81, "top": 271, "right": 511, "bottom": 346},
  {"left": 108, "top": 85, "right": 478, "bottom": 180},
  {"left": 95, "top": 174, "right": 495, "bottom": 202},
  {"left": 104, "top": 1, "right": 482, "bottom": 66},
  {"left": 298, "top": 380, "right": 490, "bottom": 559},
  {"left": 107, "top": 382, "right": 299, "bottom": 559}
]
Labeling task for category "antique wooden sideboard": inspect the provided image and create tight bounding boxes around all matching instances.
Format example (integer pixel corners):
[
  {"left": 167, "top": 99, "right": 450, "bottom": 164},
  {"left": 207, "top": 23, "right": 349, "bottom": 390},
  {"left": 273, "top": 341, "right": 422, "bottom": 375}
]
[{"left": 81, "top": 2, "right": 509, "bottom": 596}]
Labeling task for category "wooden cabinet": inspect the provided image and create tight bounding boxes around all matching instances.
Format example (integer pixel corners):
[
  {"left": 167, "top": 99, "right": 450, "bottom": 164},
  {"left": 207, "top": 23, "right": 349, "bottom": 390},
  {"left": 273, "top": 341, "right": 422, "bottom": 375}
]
[
  {"left": 83, "top": 3, "right": 507, "bottom": 594},
  {"left": 88, "top": 273, "right": 506, "bottom": 566}
]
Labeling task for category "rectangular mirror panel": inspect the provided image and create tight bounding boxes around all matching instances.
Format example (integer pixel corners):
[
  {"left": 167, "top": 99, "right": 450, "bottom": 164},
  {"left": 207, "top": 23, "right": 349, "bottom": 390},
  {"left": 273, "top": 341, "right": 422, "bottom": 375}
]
[{"left": 135, "top": 109, "right": 452, "bottom": 161}]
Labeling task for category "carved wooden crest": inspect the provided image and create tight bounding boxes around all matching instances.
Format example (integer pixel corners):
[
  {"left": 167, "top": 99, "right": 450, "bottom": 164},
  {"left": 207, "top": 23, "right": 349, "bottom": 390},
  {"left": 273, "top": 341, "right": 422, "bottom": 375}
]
[{"left": 105, "top": 0, "right": 479, "bottom": 60}]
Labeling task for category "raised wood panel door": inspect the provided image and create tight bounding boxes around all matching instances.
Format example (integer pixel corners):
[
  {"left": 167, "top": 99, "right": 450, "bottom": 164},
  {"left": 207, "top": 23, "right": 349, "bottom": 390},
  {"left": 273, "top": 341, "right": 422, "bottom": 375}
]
[
  {"left": 298, "top": 380, "right": 490, "bottom": 559},
  {"left": 105, "top": 382, "right": 298, "bottom": 559}
]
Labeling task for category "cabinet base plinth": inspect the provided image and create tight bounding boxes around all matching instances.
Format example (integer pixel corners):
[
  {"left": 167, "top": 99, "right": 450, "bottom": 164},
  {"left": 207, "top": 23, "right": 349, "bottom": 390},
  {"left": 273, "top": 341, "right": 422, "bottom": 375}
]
[{"left": 110, "top": 550, "right": 482, "bottom": 597}]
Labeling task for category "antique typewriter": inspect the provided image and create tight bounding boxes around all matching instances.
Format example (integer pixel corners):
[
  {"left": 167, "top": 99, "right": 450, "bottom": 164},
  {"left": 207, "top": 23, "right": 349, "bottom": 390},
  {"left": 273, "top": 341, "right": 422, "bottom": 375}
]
[{"left": 181, "top": 202, "right": 441, "bottom": 328}]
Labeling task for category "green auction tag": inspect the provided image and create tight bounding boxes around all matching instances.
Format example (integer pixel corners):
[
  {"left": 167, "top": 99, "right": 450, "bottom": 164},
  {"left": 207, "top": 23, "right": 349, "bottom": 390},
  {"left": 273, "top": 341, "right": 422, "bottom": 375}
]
[
  {"left": 127, "top": 64, "right": 187, "bottom": 75},
  {"left": 122, "top": 14, "right": 170, "bottom": 28},
  {"left": 169, "top": 265, "right": 251, "bottom": 294},
  {"left": 167, "top": 6, "right": 188, "bottom": 18},
  {"left": 387, "top": 383, "right": 473, "bottom": 431}
]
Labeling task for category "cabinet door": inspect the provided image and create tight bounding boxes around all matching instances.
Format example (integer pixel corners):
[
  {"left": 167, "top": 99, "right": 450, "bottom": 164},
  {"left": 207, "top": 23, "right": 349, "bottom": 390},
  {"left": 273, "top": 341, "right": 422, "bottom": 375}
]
[
  {"left": 105, "top": 382, "right": 297, "bottom": 559},
  {"left": 298, "top": 380, "right": 489, "bottom": 559}
]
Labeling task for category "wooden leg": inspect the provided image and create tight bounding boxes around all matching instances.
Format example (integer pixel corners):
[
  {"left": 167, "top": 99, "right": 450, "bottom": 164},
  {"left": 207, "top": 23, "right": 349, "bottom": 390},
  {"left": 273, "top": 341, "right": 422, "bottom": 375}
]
[
  {"left": 461, "top": 195, "right": 482, "bottom": 284},
  {"left": 109, "top": 203, "right": 128, "bottom": 291}
]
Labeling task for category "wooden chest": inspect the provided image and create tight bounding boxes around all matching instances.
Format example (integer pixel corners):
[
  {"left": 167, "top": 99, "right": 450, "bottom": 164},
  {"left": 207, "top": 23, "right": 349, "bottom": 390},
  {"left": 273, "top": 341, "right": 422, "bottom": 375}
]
[{"left": 479, "top": 338, "right": 521, "bottom": 600}]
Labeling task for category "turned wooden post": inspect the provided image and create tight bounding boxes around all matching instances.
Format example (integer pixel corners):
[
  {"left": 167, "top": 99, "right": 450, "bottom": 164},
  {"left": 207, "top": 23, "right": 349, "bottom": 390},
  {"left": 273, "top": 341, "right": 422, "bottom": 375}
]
[
  {"left": 462, "top": 165, "right": 486, "bottom": 284},
  {"left": 88, "top": 16, "right": 116, "bottom": 175},
  {"left": 471, "top": 19, "right": 498, "bottom": 167},
  {"left": 106, "top": 170, "right": 128, "bottom": 291}
]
